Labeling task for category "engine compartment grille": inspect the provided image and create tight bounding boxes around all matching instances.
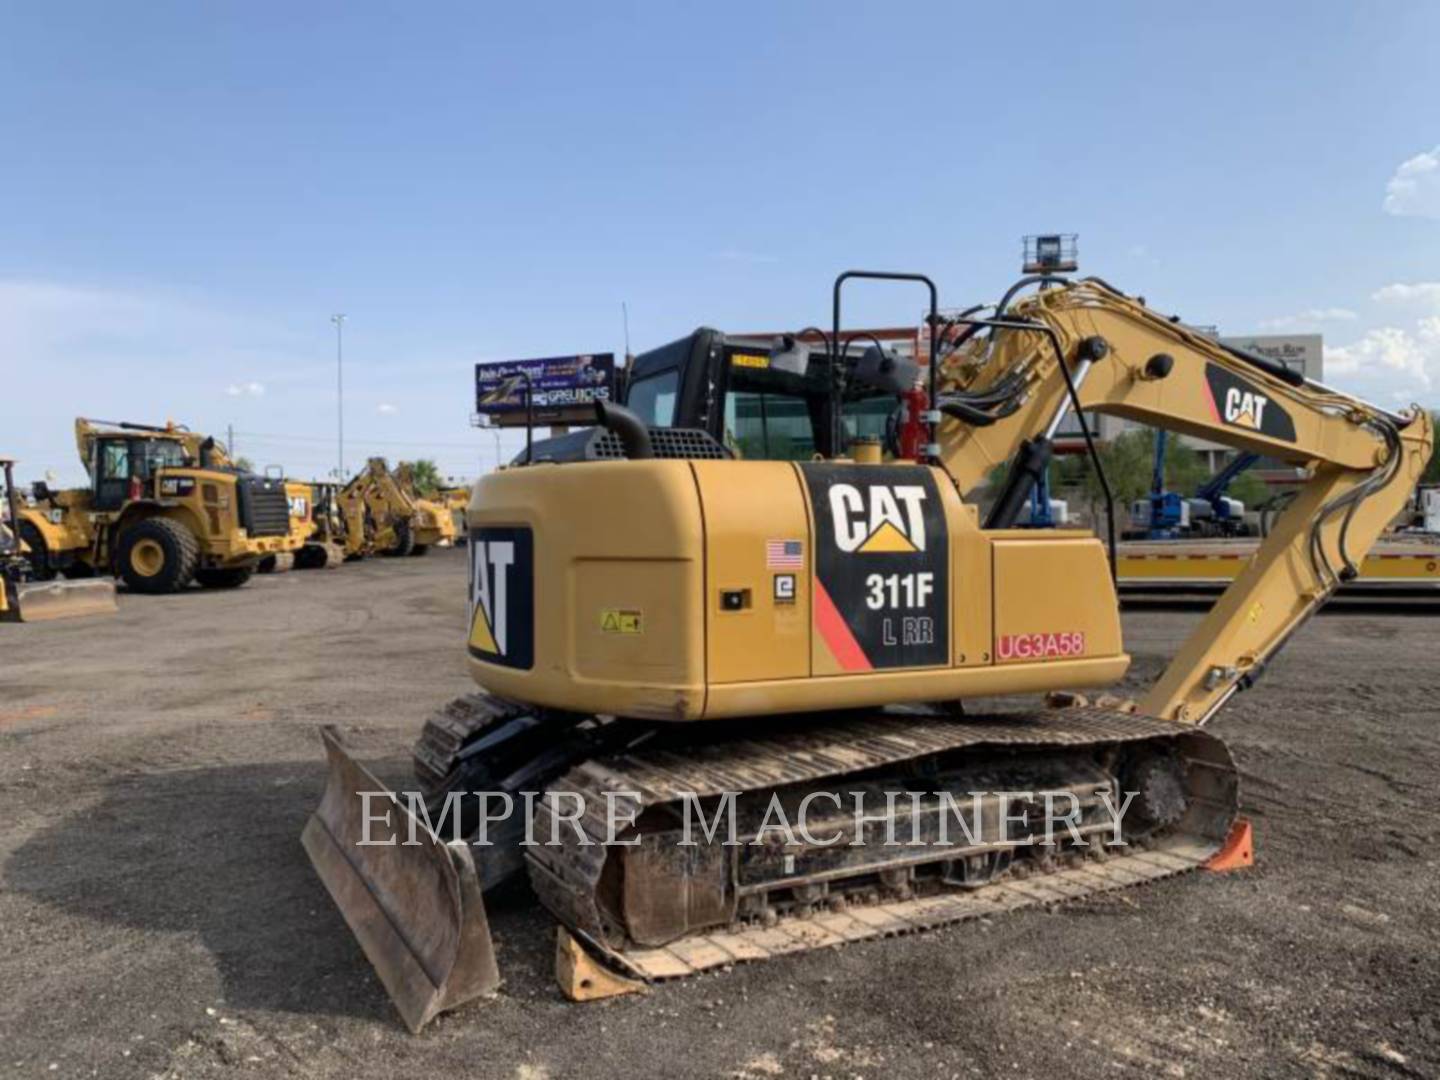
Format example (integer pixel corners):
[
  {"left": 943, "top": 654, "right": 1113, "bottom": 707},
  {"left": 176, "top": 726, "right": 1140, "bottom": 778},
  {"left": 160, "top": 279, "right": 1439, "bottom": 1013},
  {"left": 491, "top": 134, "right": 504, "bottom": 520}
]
[{"left": 240, "top": 477, "right": 291, "bottom": 537}]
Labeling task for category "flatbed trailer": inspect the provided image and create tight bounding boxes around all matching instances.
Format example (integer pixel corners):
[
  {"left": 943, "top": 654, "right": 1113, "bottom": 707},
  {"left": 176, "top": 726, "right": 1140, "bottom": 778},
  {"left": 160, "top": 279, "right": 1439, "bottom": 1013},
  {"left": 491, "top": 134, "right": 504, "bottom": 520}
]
[{"left": 1118, "top": 536, "right": 1440, "bottom": 595}]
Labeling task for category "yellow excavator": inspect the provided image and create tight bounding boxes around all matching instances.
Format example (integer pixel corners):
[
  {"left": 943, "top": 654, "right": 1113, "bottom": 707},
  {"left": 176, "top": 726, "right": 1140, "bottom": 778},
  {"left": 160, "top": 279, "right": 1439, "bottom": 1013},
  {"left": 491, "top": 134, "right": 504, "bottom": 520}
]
[
  {"left": 304, "top": 273, "right": 1431, "bottom": 1032},
  {"left": 2, "top": 456, "right": 118, "bottom": 621},
  {"left": 19, "top": 419, "right": 301, "bottom": 593}
]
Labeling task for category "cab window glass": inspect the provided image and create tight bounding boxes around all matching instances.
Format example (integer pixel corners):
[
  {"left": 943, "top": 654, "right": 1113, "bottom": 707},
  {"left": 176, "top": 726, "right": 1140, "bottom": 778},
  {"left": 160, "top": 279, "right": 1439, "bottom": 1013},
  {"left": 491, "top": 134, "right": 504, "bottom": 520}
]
[
  {"left": 100, "top": 441, "right": 130, "bottom": 480},
  {"left": 626, "top": 370, "right": 679, "bottom": 427},
  {"left": 145, "top": 441, "right": 186, "bottom": 471},
  {"left": 726, "top": 392, "right": 814, "bottom": 460}
]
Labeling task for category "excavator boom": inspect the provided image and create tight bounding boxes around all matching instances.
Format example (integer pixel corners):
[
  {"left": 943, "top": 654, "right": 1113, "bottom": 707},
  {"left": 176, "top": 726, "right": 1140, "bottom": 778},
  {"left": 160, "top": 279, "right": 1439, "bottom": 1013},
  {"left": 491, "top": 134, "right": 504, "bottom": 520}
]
[{"left": 935, "top": 280, "right": 1431, "bottom": 721}]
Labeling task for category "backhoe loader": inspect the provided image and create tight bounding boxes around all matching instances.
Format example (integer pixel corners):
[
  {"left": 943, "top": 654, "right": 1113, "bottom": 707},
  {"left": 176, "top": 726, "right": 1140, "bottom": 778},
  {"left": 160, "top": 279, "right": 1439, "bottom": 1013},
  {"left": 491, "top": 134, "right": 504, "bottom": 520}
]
[
  {"left": 1, "top": 457, "right": 117, "bottom": 621},
  {"left": 304, "top": 272, "right": 1431, "bottom": 1032},
  {"left": 393, "top": 461, "right": 460, "bottom": 552},
  {"left": 19, "top": 419, "right": 301, "bottom": 593},
  {"left": 338, "top": 457, "right": 449, "bottom": 558}
]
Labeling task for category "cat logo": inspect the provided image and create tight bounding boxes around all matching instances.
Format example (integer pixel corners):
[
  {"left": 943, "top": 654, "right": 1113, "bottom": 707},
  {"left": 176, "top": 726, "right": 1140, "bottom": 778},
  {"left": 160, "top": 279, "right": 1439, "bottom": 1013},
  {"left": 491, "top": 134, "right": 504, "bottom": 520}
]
[
  {"left": 466, "top": 526, "right": 534, "bottom": 669},
  {"left": 828, "top": 483, "right": 928, "bottom": 553},
  {"left": 1204, "top": 363, "right": 1297, "bottom": 442},
  {"left": 1223, "top": 387, "right": 1269, "bottom": 430},
  {"left": 468, "top": 538, "right": 514, "bottom": 657}
]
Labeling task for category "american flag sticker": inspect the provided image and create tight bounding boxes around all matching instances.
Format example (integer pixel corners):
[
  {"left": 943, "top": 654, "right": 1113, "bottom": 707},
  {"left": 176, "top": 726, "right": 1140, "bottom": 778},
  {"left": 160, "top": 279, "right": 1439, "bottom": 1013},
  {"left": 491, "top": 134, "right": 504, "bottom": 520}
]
[{"left": 766, "top": 539, "right": 804, "bottom": 569}]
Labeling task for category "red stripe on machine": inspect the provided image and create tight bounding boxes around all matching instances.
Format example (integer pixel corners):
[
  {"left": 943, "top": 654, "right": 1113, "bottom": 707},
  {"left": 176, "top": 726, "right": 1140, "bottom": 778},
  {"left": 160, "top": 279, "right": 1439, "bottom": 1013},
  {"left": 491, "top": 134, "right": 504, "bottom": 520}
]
[{"left": 813, "top": 581, "right": 873, "bottom": 672}]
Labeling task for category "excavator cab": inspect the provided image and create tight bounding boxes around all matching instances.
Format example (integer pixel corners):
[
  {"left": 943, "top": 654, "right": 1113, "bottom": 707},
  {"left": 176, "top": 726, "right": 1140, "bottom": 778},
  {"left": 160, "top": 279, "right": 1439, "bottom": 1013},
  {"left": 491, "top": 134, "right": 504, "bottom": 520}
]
[{"left": 607, "top": 328, "right": 907, "bottom": 461}]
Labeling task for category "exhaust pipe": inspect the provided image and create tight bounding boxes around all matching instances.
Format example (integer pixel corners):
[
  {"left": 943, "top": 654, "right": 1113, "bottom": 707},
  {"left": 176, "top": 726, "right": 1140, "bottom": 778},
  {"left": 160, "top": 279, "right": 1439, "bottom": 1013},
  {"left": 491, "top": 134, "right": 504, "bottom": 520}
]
[{"left": 594, "top": 401, "right": 654, "bottom": 460}]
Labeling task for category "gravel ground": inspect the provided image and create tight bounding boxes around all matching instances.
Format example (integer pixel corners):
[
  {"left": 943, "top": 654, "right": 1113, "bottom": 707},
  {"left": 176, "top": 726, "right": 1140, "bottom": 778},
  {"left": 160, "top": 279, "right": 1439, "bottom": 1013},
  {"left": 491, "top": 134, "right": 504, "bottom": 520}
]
[{"left": 1, "top": 547, "right": 1436, "bottom": 1079}]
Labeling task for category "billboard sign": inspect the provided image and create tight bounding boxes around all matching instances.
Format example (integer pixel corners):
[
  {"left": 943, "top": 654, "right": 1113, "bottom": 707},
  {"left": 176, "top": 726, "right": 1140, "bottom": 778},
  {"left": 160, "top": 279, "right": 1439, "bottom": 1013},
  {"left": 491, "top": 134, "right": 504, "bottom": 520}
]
[{"left": 474, "top": 353, "right": 616, "bottom": 427}]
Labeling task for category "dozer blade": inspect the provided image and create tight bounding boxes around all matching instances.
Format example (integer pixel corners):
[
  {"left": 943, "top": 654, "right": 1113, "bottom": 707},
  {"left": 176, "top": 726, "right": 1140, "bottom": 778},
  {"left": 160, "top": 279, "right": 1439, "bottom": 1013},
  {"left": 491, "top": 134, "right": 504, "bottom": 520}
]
[
  {"left": 301, "top": 725, "right": 500, "bottom": 1033},
  {"left": 4, "top": 577, "right": 118, "bottom": 622}
]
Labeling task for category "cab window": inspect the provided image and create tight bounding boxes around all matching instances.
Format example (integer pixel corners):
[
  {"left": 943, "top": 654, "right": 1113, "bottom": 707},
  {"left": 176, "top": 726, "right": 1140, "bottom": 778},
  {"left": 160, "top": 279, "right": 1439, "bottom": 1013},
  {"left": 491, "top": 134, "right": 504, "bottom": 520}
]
[
  {"left": 724, "top": 392, "right": 814, "bottom": 460},
  {"left": 99, "top": 441, "right": 131, "bottom": 480},
  {"left": 723, "top": 390, "right": 895, "bottom": 461},
  {"left": 145, "top": 440, "right": 186, "bottom": 472},
  {"left": 626, "top": 369, "right": 680, "bottom": 427}
]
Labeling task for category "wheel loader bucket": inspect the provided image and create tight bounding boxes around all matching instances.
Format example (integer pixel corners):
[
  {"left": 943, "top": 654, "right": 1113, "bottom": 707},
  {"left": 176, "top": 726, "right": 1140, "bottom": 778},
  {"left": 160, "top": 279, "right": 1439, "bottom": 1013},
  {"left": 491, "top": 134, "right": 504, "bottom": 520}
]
[
  {"left": 3, "top": 577, "right": 118, "bottom": 622},
  {"left": 301, "top": 725, "right": 500, "bottom": 1033}
]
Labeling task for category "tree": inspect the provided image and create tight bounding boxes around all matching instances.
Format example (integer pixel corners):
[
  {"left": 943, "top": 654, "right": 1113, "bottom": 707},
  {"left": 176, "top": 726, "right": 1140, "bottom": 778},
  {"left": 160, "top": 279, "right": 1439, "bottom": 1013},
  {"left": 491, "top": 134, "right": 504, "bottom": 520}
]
[
  {"left": 233, "top": 455, "right": 255, "bottom": 473},
  {"left": 1228, "top": 470, "right": 1270, "bottom": 510},
  {"left": 1161, "top": 437, "right": 1207, "bottom": 495},
  {"left": 402, "top": 459, "right": 442, "bottom": 496},
  {"left": 1076, "top": 429, "right": 1155, "bottom": 527}
]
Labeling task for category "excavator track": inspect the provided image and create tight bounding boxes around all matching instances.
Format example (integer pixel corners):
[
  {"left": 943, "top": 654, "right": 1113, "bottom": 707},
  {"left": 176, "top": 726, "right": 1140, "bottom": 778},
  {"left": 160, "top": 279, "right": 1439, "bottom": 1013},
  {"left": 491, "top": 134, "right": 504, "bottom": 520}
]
[
  {"left": 411, "top": 691, "right": 652, "bottom": 890},
  {"left": 526, "top": 706, "right": 1238, "bottom": 982}
]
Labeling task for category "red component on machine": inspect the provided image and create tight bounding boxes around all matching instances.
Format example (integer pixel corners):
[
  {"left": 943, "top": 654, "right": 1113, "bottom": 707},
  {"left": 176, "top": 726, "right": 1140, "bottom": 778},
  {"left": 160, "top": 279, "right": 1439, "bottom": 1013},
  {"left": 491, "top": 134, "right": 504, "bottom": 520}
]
[
  {"left": 898, "top": 387, "right": 929, "bottom": 462},
  {"left": 127, "top": 476, "right": 143, "bottom": 501}
]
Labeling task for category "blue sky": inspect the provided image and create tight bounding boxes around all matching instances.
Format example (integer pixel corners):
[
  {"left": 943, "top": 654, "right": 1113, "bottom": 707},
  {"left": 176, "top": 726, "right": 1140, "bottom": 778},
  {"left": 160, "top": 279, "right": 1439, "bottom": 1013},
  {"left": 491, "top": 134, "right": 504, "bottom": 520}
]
[{"left": 3, "top": 2, "right": 1438, "bottom": 483}]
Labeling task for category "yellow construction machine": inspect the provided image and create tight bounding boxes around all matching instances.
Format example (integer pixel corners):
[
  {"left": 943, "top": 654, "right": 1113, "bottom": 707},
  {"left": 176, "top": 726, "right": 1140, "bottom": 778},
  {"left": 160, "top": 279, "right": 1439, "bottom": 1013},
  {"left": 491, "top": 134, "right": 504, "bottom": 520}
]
[
  {"left": 435, "top": 485, "right": 472, "bottom": 542},
  {"left": 289, "top": 481, "right": 354, "bottom": 569},
  {"left": 2, "top": 456, "right": 118, "bottom": 621},
  {"left": 257, "top": 478, "right": 328, "bottom": 573},
  {"left": 305, "top": 273, "right": 1431, "bottom": 1032},
  {"left": 18, "top": 419, "right": 301, "bottom": 593},
  {"left": 394, "top": 461, "right": 460, "bottom": 552},
  {"left": 338, "top": 457, "right": 451, "bottom": 558}
]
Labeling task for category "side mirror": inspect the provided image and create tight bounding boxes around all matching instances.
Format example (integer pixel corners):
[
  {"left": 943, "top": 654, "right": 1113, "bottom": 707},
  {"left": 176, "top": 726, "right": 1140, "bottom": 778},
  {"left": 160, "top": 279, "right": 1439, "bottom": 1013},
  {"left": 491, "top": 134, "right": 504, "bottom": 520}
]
[
  {"left": 767, "top": 335, "right": 811, "bottom": 377},
  {"left": 852, "top": 344, "right": 920, "bottom": 396}
]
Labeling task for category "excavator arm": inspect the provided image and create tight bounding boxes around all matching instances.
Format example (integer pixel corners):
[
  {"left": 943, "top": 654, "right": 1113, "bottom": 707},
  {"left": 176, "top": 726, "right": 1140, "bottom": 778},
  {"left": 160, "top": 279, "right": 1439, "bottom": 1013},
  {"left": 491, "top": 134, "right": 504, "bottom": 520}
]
[{"left": 935, "top": 279, "right": 1433, "bottom": 723}]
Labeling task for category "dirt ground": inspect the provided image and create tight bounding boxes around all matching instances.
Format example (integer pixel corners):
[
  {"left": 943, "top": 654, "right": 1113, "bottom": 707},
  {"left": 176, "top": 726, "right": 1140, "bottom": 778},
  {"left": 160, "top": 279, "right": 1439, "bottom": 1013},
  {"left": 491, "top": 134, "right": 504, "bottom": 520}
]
[{"left": 1, "top": 548, "right": 1437, "bottom": 1080}]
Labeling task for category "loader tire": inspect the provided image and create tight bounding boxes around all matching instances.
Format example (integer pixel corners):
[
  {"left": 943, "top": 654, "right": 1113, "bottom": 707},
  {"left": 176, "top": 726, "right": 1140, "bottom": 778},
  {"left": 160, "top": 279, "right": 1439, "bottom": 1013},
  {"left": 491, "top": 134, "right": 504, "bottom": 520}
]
[
  {"left": 117, "top": 518, "right": 199, "bottom": 594},
  {"left": 17, "top": 522, "right": 57, "bottom": 581},
  {"left": 408, "top": 543, "right": 429, "bottom": 557},
  {"left": 382, "top": 519, "right": 415, "bottom": 558},
  {"left": 195, "top": 566, "right": 254, "bottom": 589}
]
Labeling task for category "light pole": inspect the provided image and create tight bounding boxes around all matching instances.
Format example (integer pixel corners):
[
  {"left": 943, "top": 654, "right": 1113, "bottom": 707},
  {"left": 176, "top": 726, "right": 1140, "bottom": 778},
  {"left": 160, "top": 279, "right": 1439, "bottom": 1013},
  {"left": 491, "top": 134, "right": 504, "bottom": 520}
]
[{"left": 331, "top": 313, "right": 346, "bottom": 479}]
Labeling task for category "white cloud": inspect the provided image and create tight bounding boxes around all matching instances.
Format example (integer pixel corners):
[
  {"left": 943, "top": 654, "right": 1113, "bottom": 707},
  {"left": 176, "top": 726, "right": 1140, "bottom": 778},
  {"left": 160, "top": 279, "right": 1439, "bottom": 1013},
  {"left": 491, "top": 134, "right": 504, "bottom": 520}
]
[
  {"left": 376, "top": 402, "right": 398, "bottom": 415},
  {"left": 1259, "top": 307, "right": 1357, "bottom": 330},
  {"left": 1372, "top": 282, "right": 1440, "bottom": 309},
  {"left": 0, "top": 277, "right": 336, "bottom": 484},
  {"left": 1383, "top": 146, "right": 1440, "bottom": 219},
  {"left": 1325, "top": 323, "right": 1437, "bottom": 407}
]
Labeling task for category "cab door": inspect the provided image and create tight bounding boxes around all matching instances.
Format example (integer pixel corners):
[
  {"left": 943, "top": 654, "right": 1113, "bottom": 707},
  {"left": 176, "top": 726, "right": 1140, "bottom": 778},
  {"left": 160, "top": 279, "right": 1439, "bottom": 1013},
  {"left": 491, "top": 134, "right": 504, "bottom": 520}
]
[{"left": 93, "top": 439, "right": 134, "bottom": 511}]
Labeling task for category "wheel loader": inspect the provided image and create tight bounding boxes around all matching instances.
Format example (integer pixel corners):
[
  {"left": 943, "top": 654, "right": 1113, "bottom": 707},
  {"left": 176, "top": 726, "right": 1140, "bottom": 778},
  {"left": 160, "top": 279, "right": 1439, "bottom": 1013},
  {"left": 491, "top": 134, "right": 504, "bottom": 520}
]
[
  {"left": 1, "top": 456, "right": 117, "bottom": 621},
  {"left": 304, "top": 272, "right": 1432, "bottom": 1032},
  {"left": 18, "top": 419, "right": 302, "bottom": 593}
]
